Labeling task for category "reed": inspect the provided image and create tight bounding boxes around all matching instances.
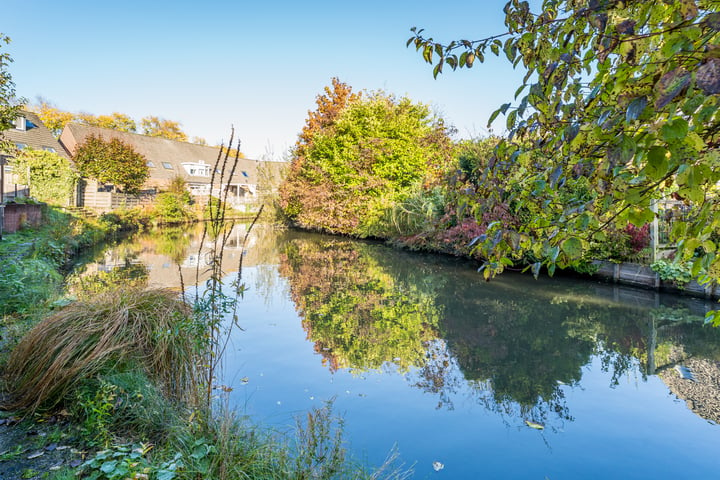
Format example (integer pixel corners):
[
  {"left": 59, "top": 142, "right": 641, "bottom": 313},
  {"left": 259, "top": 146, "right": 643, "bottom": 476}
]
[{"left": 1, "top": 288, "right": 198, "bottom": 413}]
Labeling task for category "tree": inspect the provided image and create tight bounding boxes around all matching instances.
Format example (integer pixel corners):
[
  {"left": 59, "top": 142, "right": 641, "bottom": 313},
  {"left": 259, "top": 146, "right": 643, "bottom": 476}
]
[
  {"left": 141, "top": 116, "right": 188, "bottom": 142},
  {"left": 409, "top": 1, "right": 720, "bottom": 286},
  {"left": 72, "top": 134, "right": 149, "bottom": 193},
  {"left": 31, "top": 100, "right": 75, "bottom": 137},
  {"left": 10, "top": 149, "right": 79, "bottom": 205},
  {"left": 77, "top": 112, "right": 137, "bottom": 132},
  {"left": 280, "top": 80, "right": 453, "bottom": 237},
  {"left": 0, "top": 34, "right": 22, "bottom": 142}
]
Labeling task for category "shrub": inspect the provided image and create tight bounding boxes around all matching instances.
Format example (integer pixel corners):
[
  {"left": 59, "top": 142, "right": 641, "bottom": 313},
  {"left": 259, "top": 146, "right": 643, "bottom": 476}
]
[{"left": 1, "top": 288, "right": 199, "bottom": 413}]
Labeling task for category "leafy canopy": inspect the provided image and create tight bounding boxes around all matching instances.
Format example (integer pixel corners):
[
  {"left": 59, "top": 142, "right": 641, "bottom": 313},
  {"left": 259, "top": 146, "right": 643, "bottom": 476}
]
[
  {"left": 280, "top": 79, "right": 453, "bottom": 237},
  {"left": 73, "top": 134, "right": 149, "bottom": 193},
  {"left": 409, "top": 0, "right": 720, "bottom": 282}
]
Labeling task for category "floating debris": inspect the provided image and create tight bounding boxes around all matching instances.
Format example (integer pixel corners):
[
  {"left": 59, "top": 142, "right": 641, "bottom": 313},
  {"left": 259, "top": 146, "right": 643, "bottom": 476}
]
[
  {"left": 27, "top": 451, "right": 44, "bottom": 459},
  {"left": 525, "top": 420, "right": 545, "bottom": 430},
  {"left": 674, "top": 365, "right": 696, "bottom": 381},
  {"left": 240, "top": 377, "right": 249, "bottom": 385},
  {"left": 45, "top": 443, "right": 58, "bottom": 451},
  {"left": 432, "top": 461, "right": 444, "bottom": 471}
]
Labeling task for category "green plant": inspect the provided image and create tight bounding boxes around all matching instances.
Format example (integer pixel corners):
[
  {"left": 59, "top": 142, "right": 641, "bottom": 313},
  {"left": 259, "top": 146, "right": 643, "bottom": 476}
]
[
  {"left": 651, "top": 260, "right": 694, "bottom": 286},
  {"left": 78, "top": 443, "right": 183, "bottom": 480},
  {"left": 76, "top": 380, "right": 118, "bottom": 447},
  {"left": 21, "top": 468, "right": 39, "bottom": 479},
  {"left": 0, "top": 258, "right": 62, "bottom": 315}
]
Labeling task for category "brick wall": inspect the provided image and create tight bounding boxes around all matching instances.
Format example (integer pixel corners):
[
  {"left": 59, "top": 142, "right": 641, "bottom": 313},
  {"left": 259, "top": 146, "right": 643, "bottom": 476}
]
[{"left": 2, "top": 203, "right": 43, "bottom": 233}]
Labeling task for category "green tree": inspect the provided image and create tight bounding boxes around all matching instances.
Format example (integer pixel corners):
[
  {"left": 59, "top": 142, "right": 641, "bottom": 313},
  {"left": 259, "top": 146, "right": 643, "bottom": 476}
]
[
  {"left": 141, "top": 116, "right": 188, "bottom": 142},
  {"left": 409, "top": 1, "right": 720, "bottom": 284},
  {"left": 0, "top": 34, "right": 23, "bottom": 144},
  {"left": 73, "top": 134, "right": 149, "bottom": 193},
  {"left": 10, "top": 149, "right": 79, "bottom": 205},
  {"left": 280, "top": 81, "right": 453, "bottom": 237}
]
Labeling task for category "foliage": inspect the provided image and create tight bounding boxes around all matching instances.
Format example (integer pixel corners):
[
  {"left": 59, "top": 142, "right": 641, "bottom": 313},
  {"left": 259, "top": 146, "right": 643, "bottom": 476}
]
[
  {"left": 1, "top": 288, "right": 199, "bottom": 413},
  {"left": 154, "top": 191, "right": 193, "bottom": 224},
  {"left": 651, "top": 259, "right": 694, "bottom": 285},
  {"left": 409, "top": 0, "right": 720, "bottom": 281},
  {"left": 280, "top": 238, "right": 442, "bottom": 372},
  {"left": 280, "top": 80, "right": 454, "bottom": 237},
  {"left": 77, "top": 111, "right": 137, "bottom": 133},
  {"left": 78, "top": 443, "right": 182, "bottom": 480},
  {"left": 0, "top": 258, "right": 62, "bottom": 315},
  {"left": 30, "top": 100, "right": 75, "bottom": 136},
  {"left": 141, "top": 116, "right": 188, "bottom": 142},
  {"left": 10, "top": 148, "right": 79, "bottom": 205},
  {"left": 73, "top": 134, "right": 149, "bottom": 193},
  {"left": 0, "top": 33, "right": 22, "bottom": 139}
]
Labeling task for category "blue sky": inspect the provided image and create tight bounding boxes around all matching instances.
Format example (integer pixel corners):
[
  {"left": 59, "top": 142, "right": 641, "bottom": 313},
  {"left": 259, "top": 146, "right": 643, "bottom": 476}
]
[{"left": 4, "top": 1, "right": 525, "bottom": 159}]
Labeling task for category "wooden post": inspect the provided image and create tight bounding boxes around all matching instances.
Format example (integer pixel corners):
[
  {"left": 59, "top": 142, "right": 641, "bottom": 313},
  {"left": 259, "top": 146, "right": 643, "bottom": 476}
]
[{"left": 650, "top": 199, "right": 659, "bottom": 263}]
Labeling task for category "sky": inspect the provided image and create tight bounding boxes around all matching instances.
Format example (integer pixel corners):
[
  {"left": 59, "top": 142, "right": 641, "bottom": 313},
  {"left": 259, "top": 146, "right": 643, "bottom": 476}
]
[{"left": 4, "top": 1, "right": 526, "bottom": 160}]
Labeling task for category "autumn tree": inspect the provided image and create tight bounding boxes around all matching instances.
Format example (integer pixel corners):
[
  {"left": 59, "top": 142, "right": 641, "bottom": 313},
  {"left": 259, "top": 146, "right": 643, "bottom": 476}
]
[
  {"left": 77, "top": 112, "right": 137, "bottom": 132},
  {"left": 141, "top": 116, "right": 188, "bottom": 142},
  {"left": 280, "top": 80, "right": 453, "bottom": 237},
  {"left": 72, "top": 134, "right": 149, "bottom": 193},
  {"left": 31, "top": 100, "right": 75, "bottom": 137},
  {"left": 409, "top": 1, "right": 720, "bottom": 286}
]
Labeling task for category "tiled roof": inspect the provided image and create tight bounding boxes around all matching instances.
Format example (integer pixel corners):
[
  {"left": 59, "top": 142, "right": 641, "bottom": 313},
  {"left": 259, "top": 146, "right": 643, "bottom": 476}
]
[
  {"left": 59, "top": 123, "right": 284, "bottom": 186},
  {"left": 1, "top": 111, "right": 70, "bottom": 159}
]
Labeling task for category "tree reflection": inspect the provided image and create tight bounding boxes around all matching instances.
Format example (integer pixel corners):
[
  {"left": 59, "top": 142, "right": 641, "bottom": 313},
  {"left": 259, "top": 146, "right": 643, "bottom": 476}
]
[
  {"left": 279, "top": 236, "right": 720, "bottom": 428},
  {"left": 279, "top": 238, "right": 442, "bottom": 372}
]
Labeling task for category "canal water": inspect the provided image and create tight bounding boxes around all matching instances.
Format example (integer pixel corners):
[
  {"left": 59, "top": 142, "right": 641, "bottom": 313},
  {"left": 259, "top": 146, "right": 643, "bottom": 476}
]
[{"left": 72, "top": 224, "right": 720, "bottom": 479}]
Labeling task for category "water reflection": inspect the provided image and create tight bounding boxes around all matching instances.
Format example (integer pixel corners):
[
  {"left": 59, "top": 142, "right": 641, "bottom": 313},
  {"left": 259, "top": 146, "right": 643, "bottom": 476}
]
[{"left": 278, "top": 236, "right": 720, "bottom": 427}]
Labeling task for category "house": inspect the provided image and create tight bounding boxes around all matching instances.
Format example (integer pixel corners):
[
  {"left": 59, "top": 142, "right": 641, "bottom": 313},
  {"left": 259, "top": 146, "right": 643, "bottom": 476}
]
[
  {"left": 59, "top": 123, "right": 285, "bottom": 212},
  {"left": 0, "top": 111, "right": 70, "bottom": 201}
]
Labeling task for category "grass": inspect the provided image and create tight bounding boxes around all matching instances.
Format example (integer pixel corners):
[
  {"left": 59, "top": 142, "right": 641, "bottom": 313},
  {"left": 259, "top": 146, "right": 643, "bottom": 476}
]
[{"left": 1, "top": 288, "right": 199, "bottom": 414}]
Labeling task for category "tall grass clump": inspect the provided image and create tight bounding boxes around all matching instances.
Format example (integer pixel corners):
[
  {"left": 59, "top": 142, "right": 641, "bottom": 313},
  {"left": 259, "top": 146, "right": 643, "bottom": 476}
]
[{"left": 1, "top": 288, "right": 199, "bottom": 413}]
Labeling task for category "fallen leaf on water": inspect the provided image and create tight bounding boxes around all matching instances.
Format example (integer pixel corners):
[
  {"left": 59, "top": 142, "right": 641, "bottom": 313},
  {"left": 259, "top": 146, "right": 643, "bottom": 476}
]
[{"left": 525, "top": 420, "right": 545, "bottom": 430}]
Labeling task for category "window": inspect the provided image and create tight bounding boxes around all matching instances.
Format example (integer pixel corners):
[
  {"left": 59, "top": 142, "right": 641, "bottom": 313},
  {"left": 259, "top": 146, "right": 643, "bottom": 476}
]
[
  {"left": 41, "top": 146, "right": 56, "bottom": 153},
  {"left": 147, "top": 161, "right": 155, "bottom": 168},
  {"left": 162, "top": 162, "right": 173, "bottom": 170},
  {"left": 241, "top": 171, "right": 249, "bottom": 178},
  {"left": 15, "top": 143, "right": 27, "bottom": 150}
]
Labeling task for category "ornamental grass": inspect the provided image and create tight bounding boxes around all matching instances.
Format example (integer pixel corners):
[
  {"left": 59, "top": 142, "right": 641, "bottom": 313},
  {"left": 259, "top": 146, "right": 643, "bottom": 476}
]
[{"left": 1, "top": 288, "right": 199, "bottom": 413}]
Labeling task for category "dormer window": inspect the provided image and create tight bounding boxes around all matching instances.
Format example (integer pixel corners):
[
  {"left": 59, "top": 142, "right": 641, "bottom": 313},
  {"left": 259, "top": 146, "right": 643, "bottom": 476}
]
[
  {"left": 14, "top": 116, "right": 26, "bottom": 131},
  {"left": 182, "top": 161, "right": 211, "bottom": 177}
]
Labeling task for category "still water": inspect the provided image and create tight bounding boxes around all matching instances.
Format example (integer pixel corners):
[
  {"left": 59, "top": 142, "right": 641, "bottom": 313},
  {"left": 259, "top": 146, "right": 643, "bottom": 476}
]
[{"left": 73, "top": 224, "right": 720, "bottom": 479}]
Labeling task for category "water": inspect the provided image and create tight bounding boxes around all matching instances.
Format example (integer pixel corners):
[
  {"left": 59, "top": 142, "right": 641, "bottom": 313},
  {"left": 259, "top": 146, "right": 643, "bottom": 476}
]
[{"left": 73, "top": 224, "right": 720, "bottom": 479}]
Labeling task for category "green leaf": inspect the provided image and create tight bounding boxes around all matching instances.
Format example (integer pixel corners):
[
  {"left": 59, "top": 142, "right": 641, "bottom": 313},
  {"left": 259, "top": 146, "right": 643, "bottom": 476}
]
[
  {"left": 525, "top": 420, "right": 545, "bottom": 430},
  {"left": 660, "top": 118, "right": 689, "bottom": 142},
  {"left": 645, "top": 146, "right": 668, "bottom": 180},
  {"left": 561, "top": 237, "right": 583, "bottom": 260},
  {"left": 625, "top": 96, "right": 647, "bottom": 123}
]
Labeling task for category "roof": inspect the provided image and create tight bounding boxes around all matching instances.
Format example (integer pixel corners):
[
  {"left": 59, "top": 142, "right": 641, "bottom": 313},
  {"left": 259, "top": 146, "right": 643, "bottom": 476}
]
[
  {"left": 59, "top": 123, "right": 285, "bottom": 186},
  {"left": 1, "top": 111, "right": 71, "bottom": 159}
]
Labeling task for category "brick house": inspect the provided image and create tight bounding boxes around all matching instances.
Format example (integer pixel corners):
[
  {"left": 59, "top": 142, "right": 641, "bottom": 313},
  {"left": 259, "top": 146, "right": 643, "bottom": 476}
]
[
  {"left": 0, "top": 111, "right": 70, "bottom": 201},
  {"left": 59, "top": 123, "right": 285, "bottom": 212}
]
